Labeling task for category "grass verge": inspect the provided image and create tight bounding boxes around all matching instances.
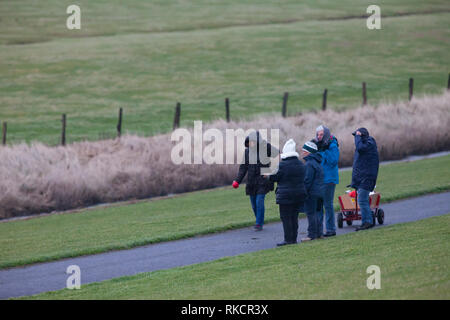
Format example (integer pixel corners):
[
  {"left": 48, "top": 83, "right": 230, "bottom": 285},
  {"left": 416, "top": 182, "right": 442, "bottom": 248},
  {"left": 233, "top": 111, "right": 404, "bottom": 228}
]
[
  {"left": 0, "top": 155, "right": 449, "bottom": 269},
  {"left": 21, "top": 214, "right": 450, "bottom": 299},
  {"left": 1, "top": 5, "right": 449, "bottom": 144}
]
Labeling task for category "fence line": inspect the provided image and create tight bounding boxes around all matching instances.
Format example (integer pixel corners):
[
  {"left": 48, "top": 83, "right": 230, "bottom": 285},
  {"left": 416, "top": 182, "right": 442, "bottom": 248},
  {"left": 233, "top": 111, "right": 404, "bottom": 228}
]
[{"left": 0, "top": 76, "right": 448, "bottom": 146}]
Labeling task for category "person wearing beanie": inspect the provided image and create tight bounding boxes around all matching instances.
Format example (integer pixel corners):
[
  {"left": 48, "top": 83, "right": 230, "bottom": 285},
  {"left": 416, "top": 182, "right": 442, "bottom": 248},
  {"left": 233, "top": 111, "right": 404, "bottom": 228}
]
[
  {"left": 301, "top": 141, "right": 324, "bottom": 241},
  {"left": 232, "top": 131, "right": 278, "bottom": 231},
  {"left": 267, "top": 139, "right": 307, "bottom": 246},
  {"left": 351, "top": 128, "right": 379, "bottom": 231},
  {"left": 313, "top": 125, "right": 340, "bottom": 237}
]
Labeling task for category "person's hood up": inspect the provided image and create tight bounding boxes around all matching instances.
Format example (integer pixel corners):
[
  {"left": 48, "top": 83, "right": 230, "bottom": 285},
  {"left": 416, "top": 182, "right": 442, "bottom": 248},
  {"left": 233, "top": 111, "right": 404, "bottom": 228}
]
[
  {"left": 357, "top": 127, "right": 370, "bottom": 137},
  {"left": 280, "top": 139, "right": 299, "bottom": 159},
  {"left": 244, "top": 131, "right": 267, "bottom": 148},
  {"left": 316, "top": 125, "right": 331, "bottom": 145}
]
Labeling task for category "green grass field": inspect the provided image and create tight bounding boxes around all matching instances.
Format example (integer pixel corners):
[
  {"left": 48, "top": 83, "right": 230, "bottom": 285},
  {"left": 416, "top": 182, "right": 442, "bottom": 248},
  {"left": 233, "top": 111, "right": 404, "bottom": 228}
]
[
  {"left": 0, "top": 1, "right": 449, "bottom": 144},
  {"left": 22, "top": 214, "right": 450, "bottom": 300},
  {"left": 1, "top": 155, "right": 449, "bottom": 269}
]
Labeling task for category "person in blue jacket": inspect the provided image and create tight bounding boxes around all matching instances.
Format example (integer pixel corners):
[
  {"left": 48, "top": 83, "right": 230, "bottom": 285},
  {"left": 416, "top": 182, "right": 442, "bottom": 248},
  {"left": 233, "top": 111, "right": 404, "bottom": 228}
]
[
  {"left": 268, "top": 139, "right": 307, "bottom": 246},
  {"left": 313, "top": 125, "right": 340, "bottom": 237},
  {"left": 351, "top": 127, "right": 379, "bottom": 231},
  {"left": 300, "top": 141, "right": 324, "bottom": 241}
]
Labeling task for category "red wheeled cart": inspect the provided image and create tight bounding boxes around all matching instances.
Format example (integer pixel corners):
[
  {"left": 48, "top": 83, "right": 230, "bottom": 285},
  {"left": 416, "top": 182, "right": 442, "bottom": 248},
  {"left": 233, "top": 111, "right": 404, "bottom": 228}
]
[{"left": 337, "top": 190, "right": 384, "bottom": 228}]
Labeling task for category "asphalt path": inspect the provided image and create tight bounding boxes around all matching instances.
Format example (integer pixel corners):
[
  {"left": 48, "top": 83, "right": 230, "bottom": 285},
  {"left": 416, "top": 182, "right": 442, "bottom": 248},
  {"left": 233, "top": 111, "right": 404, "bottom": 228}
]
[{"left": 0, "top": 192, "right": 449, "bottom": 299}]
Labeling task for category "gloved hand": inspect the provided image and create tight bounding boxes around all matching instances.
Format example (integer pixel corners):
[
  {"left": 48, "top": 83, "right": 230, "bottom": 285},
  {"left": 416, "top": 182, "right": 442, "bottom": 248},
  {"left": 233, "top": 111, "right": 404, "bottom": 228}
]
[{"left": 232, "top": 181, "right": 239, "bottom": 189}]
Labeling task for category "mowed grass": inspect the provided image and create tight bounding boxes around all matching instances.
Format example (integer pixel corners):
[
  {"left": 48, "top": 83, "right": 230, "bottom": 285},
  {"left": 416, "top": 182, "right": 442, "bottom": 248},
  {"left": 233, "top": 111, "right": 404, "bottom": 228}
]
[
  {"left": 23, "top": 214, "right": 450, "bottom": 300},
  {"left": 0, "top": 155, "right": 449, "bottom": 269},
  {"left": 0, "top": 1, "right": 449, "bottom": 144},
  {"left": 1, "top": 0, "right": 449, "bottom": 45}
]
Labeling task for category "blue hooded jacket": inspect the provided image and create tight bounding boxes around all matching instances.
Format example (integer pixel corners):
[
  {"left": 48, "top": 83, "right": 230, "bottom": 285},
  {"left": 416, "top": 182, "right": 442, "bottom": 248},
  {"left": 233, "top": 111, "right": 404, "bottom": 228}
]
[
  {"left": 351, "top": 128, "right": 379, "bottom": 191},
  {"left": 319, "top": 137, "right": 339, "bottom": 184},
  {"left": 314, "top": 126, "right": 339, "bottom": 185}
]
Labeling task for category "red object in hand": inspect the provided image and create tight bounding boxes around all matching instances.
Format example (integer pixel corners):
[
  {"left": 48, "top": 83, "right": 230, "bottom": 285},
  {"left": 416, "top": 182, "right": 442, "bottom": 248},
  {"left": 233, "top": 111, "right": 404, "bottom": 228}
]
[
  {"left": 232, "top": 181, "right": 239, "bottom": 189},
  {"left": 349, "top": 190, "right": 356, "bottom": 198}
]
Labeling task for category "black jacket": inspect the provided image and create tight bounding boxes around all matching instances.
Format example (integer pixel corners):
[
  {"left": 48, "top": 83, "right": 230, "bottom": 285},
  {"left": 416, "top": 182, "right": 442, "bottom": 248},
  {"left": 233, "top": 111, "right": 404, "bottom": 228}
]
[
  {"left": 304, "top": 153, "right": 324, "bottom": 198},
  {"left": 235, "top": 132, "right": 277, "bottom": 195},
  {"left": 351, "top": 129, "right": 379, "bottom": 191},
  {"left": 269, "top": 156, "right": 307, "bottom": 205}
]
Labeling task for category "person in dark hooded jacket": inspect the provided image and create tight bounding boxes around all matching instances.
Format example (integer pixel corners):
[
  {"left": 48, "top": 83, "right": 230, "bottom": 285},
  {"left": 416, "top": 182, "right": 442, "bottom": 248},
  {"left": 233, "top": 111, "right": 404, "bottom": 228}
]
[
  {"left": 351, "top": 127, "right": 379, "bottom": 231},
  {"left": 232, "top": 131, "right": 278, "bottom": 231},
  {"left": 301, "top": 141, "right": 324, "bottom": 241}
]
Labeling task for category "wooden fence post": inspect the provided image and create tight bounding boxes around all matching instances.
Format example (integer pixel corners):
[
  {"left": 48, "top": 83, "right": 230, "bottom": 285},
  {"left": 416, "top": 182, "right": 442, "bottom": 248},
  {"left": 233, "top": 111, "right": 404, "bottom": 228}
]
[
  {"left": 362, "top": 82, "right": 367, "bottom": 106},
  {"left": 117, "top": 108, "right": 123, "bottom": 138},
  {"left": 173, "top": 102, "right": 181, "bottom": 130},
  {"left": 2, "top": 122, "right": 6, "bottom": 146},
  {"left": 282, "top": 92, "right": 288, "bottom": 117},
  {"left": 409, "top": 78, "right": 414, "bottom": 101},
  {"left": 322, "top": 89, "right": 328, "bottom": 111},
  {"left": 61, "top": 114, "right": 66, "bottom": 146},
  {"left": 225, "top": 98, "right": 230, "bottom": 123}
]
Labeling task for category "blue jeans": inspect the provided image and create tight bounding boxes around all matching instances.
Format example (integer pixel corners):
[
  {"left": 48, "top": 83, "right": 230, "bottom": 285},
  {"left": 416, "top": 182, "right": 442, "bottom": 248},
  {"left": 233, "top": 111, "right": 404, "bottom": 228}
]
[
  {"left": 357, "top": 188, "right": 372, "bottom": 225},
  {"left": 249, "top": 194, "right": 265, "bottom": 226},
  {"left": 305, "top": 196, "right": 320, "bottom": 239},
  {"left": 320, "top": 183, "right": 336, "bottom": 233}
]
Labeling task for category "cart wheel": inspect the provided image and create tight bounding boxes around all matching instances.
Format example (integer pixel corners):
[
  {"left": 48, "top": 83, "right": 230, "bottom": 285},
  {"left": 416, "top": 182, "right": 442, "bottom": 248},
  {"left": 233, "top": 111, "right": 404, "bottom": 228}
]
[
  {"left": 337, "top": 212, "right": 343, "bottom": 229},
  {"left": 377, "top": 208, "right": 384, "bottom": 225},
  {"left": 346, "top": 219, "right": 353, "bottom": 226}
]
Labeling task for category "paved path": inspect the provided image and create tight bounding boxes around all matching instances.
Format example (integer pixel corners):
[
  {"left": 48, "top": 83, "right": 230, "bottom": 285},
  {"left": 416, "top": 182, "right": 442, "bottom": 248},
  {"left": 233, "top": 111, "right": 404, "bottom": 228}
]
[
  {"left": 4, "top": 151, "right": 449, "bottom": 224},
  {"left": 1, "top": 192, "right": 449, "bottom": 299}
]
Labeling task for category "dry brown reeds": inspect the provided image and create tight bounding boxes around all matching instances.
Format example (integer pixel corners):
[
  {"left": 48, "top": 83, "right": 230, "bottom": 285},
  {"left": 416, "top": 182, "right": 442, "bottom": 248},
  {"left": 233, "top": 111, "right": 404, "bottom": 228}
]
[{"left": 1, "top": 92, "right": 449, "bottom": 219}]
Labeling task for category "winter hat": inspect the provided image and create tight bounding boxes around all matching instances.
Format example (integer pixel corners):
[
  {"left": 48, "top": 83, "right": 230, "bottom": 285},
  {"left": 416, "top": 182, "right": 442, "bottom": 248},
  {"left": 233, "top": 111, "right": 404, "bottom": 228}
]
[
  {"left": 281, "top": 139, "right": 299, "bottom": 159},
  {"left": 302, "top": 141, "right": 318, "bottom": 154}
]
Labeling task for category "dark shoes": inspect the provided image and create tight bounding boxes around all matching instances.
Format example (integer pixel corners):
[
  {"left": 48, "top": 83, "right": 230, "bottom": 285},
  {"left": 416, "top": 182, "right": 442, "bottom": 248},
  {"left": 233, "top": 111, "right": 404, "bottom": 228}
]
[
  {"left": 277, "top": 241, "right": 297, "bottom": 246},
  {"left": 253, "top": 224, "right": 263, "bottom": 231},
  {"left": 355, "top": 223, "right": 373, "bottom": 231},
  {"left": 324, "top": 231, "right": 336, "bottom": 237}
]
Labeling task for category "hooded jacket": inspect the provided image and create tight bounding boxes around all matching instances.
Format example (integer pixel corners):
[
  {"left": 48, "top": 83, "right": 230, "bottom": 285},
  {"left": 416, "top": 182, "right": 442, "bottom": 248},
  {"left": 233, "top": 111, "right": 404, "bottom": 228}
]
[
  {"left": 304, "top": 153, "right": 324, "bottom": 197},
  {"left": 235, "top": 131, "right": 277, "bottom": 195},
  {"left": 319, "top": 137, "right": 339, "bottom": 184},
  {"left": 351, "top": 128, "right": 379, "bottom": 191},
  {"left": 313, "top": 126, "right": 339, "bottom": 184}
]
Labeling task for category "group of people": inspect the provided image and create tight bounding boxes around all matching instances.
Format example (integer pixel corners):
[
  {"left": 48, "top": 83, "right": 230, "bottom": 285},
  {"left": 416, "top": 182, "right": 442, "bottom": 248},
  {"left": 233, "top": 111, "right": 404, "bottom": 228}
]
[{"left": 232, "top": 125, "right": 379, "bottom": 246}]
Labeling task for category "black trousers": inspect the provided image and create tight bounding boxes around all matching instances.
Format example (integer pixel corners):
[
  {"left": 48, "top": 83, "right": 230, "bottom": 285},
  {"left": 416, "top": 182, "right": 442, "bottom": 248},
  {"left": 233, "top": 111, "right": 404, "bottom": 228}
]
[{"left": 279, "top": 203, "right": 301, "bottom": 243}]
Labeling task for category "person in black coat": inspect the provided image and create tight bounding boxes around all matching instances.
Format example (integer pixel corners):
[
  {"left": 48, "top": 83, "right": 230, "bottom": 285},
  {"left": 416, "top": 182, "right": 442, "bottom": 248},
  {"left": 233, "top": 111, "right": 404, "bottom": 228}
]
[
  {"left": 232, "top": 131, "right": 278, "bottom": 231},
  {"left": 267, "top": 139, "right": 307, "bottom": 246},
  {"left": 350, "top": 127, "right": 379, "bottom": 231},
  {"left": 300, "top": 141, "right": 324, "bottom": 241}
]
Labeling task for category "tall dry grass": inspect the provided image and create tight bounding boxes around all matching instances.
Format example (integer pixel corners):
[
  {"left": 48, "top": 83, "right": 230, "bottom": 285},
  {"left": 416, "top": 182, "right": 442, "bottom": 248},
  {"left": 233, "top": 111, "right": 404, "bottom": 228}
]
[{"left": 1, "top": 93, "right": 449, "bottom": 218}]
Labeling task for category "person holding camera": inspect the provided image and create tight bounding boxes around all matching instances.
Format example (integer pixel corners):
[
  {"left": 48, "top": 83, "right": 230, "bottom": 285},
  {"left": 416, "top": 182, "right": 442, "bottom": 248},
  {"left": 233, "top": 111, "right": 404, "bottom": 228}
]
[{"left": 351, "top": 128, "right": 379, "bottom": 231}]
